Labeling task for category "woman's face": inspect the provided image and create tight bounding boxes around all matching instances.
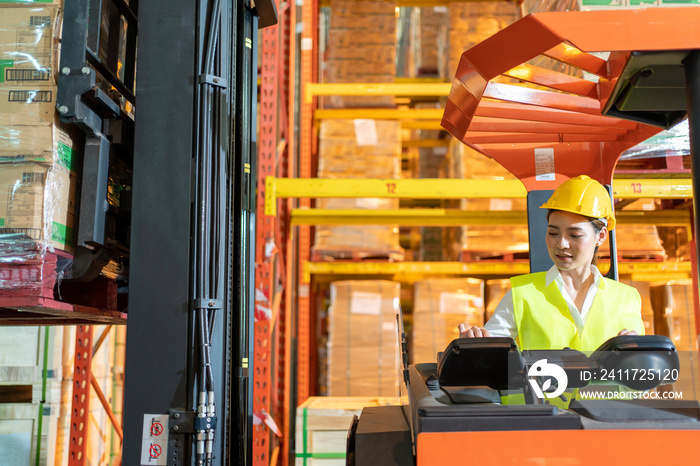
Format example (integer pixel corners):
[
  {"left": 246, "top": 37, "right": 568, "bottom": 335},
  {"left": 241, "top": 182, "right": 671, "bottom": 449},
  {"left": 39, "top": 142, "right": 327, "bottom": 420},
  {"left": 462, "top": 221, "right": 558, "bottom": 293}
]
[{"left": 546, "top": 210, "right": 607, "bottom": 272}]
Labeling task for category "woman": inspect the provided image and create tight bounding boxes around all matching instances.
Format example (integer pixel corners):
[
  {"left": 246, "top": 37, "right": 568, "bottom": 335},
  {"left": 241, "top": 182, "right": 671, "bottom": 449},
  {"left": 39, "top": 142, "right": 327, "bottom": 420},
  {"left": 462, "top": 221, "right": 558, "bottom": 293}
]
[{"left": 458, "top": 175, "right": 643, "bottom": 351}]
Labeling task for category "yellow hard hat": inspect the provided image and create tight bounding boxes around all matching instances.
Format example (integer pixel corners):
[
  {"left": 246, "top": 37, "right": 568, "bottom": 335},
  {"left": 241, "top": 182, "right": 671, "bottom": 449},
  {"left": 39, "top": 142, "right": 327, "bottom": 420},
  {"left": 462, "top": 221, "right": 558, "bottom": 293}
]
[{"left": 540, "top": 175, "right": 616, "bottom": 230}]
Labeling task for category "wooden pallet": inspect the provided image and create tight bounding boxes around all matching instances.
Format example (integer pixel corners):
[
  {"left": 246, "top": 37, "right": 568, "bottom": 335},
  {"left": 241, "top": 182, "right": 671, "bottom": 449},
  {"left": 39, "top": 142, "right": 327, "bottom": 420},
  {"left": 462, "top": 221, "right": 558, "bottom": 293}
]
[
  {"left": 461, "top": 250, "right": 530, "bottom": 263},
  {"left": 311, "top": 248, "right": 405, "bottom": 262},
  {"left": 0, "top": 250, "right": 126, "bottom": 325},
  {"left": 462, "top": 250, "right": 666, "bottom": 263},
  {"left": 600, "top": 251, "right": 667, "bottom": 263}
]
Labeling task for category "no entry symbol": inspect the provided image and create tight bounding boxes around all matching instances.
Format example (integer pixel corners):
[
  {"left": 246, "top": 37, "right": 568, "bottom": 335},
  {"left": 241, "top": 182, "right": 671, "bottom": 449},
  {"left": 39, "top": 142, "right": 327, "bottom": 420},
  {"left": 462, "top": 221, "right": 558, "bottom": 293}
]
[
  {"left": 150, "top": 421, "right": 163, "bottom": 437},
  {"left": 149, "top": 444, "right": 162, "bottom": 458}
]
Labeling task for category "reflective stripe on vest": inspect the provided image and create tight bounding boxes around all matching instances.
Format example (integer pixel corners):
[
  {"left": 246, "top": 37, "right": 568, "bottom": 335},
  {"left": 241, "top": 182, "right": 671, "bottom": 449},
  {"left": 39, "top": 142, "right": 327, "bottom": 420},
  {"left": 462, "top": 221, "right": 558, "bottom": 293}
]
[{"left": 511, "top": 272, "right": 644, "bottom": 351}]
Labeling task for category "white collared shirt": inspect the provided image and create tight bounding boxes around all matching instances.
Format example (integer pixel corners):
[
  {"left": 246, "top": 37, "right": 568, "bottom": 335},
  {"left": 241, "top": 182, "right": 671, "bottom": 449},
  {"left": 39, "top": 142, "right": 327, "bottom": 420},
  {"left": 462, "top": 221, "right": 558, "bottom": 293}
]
[{"left": 484, "top": 265, "right": 605, "bottom": 338}]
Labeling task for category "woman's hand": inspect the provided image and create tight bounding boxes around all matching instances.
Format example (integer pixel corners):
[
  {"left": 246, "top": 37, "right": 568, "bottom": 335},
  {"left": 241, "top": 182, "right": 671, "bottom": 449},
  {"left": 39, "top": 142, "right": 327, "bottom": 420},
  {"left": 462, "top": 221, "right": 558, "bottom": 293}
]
[
  {"left": 458, "top": 323, "right": 492, "bottom": 338},
  {"left": 617, "top": 329, "right": 638, "bottom": 336}
]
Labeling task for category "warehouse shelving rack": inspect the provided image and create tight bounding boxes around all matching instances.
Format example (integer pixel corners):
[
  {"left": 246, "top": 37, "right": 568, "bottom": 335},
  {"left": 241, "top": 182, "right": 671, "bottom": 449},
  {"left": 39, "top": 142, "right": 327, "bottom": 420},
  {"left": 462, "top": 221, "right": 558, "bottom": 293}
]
[{"left": 254, "top": 1, "right": 296, "bottom": 465}]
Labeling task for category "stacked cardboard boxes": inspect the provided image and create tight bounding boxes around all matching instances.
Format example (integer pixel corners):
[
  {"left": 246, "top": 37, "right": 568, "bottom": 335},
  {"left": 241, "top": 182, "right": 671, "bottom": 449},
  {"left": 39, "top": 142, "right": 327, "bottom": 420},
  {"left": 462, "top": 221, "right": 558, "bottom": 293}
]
[
  {"left": 411, "top": 278, "right": 485, "bottom": 364},
  {"left": 0, "top": 324, "right": 123, "bottom": 466},
  {"left": 0, "top": 326, "right": 65, "bottom": 466},
  {"left": 317, "top": 1, "right": 402, "bottom": 260},
  {"left": 327, "top": 281, "right": 401, "bottom": 397},
  {"left": 0, "top": 4, "right": 79, "bottom": 264},
  {"left": 314, "top": 120, "right": 403, "bottom": 260},
  {"left": 325, "top": 0, "right": 396, "bottom": 108}
]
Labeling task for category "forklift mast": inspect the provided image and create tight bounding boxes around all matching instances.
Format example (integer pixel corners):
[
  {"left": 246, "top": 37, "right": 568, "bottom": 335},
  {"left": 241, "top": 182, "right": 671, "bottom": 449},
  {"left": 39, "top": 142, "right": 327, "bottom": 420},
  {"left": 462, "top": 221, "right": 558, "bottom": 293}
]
[{"left": 120, "top": 1, "right": 276, "bottom": 465}]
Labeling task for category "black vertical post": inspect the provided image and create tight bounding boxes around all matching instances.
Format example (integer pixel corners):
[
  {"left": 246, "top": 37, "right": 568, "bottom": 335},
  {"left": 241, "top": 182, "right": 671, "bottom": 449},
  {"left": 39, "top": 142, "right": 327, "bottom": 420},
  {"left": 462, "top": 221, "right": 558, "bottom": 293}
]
[
  {"left": 122, "top": 1, "right": 197, "bottom": 464},
  {"left": 685, "top": 51, "right": 700, "bottom": 275}
]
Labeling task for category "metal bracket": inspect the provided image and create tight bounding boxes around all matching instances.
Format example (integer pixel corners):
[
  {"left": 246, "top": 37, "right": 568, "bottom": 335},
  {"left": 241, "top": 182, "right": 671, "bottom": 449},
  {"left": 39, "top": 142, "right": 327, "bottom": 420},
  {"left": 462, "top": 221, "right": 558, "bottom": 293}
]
[
  {"left": 198, "top": 73, "right": 228, "bottom": 88},
  {"left": 193, "top": 299, "right": 223, "bottom": 310},
  {"left": 169, "top": 411, "right": 218, "bottom": 433},
  {"left": 194, "top": 415, "right": 218, "bottom": 431},
  {"left": 169, "top": 410, "right": 194, "bottom": 434}
]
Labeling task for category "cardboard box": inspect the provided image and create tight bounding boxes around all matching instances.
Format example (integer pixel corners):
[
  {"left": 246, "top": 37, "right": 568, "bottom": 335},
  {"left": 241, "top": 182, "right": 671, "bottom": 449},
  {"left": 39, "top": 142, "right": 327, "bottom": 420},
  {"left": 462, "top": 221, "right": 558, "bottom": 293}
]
[
  {"left": 411, "top": 278, "right": 485, "bottom": 364},
  {"left": 317, "top": 120, "right": 401, "bottom": 178},
  {"left": 0, "top": 118, "right": 80, "bottom": 167},
  {"left": 0, "top": 85, "right": 55, "bottom": 126},
  {"left": 327, "top": 281, "right": 402, "bottom": 397},
  {"left": 0, "top": 6, "right": 59, "bottom": 88},
  {"left": 0, "top": 162, "right": 77, "bottom": 252},
  {"left": 314, "top": 198, "right": 401, "bottom": 256},
  {"left": 0, "top": 112, "right": 80, "bottom": 255}
]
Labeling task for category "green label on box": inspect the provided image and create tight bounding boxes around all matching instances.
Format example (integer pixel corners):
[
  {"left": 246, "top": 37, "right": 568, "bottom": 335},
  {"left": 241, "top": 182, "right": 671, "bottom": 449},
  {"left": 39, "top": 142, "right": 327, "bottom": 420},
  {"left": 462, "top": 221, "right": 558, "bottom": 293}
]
[
  {"left": 51, "top": 222, "right": 74, "bottom": 247},
  {"left": 56, "top": 141, "right": 74, "bottom": 171},
  {"left": 0, "top": 60, "right": 13, "bottom": 84},
  {"left": 0, "top": 218, "right": 4, "bottom": 227}
]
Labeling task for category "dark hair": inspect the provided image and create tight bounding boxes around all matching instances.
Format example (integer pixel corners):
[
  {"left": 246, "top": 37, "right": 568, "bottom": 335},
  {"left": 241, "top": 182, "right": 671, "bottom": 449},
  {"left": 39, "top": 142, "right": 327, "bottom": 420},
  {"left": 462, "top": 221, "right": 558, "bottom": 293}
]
[{"left": 546, "top": 210, "right": 607, "bottom": 265}]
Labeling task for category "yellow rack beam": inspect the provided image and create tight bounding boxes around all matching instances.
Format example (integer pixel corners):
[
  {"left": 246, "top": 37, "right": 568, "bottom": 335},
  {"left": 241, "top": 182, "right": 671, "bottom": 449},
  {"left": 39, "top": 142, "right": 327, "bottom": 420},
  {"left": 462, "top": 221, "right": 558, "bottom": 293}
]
[
  {"left": 314, "top": 108, "right": 444, "bottom": 120},
  {"left": 306, "top": 83, "right": 451, "bottom": 104},
  {"left": 290, "top": 208, "right": 692, "bottom": 227},
  {"left": 304, "top": 261, "right": 529, "bottom": 283},
  {"left": 264, "top": 177, "right": 693, "bottom": 215},
  {"left": 612, "top": 178, "right": 693, "bottom": 199},
  {"left": 265, "top": 178, "right": 526, "bottom": 215},
  {"left": 304, "top": 261, "right": 692, "bottom": 283}
]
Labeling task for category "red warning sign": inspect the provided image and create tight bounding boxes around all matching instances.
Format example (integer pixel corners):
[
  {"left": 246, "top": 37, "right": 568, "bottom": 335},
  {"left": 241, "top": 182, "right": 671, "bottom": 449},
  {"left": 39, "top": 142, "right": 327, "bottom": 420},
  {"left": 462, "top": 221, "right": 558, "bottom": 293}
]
[
  {"left": 150, "top": 421, "right": 163, "bottom": 437},
  {"left": 149, "top": 444, "right": 162, "bottom": 459}
]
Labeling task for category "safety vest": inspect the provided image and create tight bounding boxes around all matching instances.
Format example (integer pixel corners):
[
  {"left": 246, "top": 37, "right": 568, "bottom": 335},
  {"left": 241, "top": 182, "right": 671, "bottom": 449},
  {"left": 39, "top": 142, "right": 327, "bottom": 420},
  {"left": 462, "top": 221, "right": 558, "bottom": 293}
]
[{"left": 511, "top": 272, "right": 644, "bottom": 351}]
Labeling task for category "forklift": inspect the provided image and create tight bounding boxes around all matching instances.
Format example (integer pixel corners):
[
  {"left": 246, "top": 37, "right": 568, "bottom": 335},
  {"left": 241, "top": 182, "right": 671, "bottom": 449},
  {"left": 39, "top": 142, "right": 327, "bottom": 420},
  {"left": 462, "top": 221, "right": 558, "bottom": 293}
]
[{"left": 348, "top": 7, "right": 700, "bottom": 465}]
